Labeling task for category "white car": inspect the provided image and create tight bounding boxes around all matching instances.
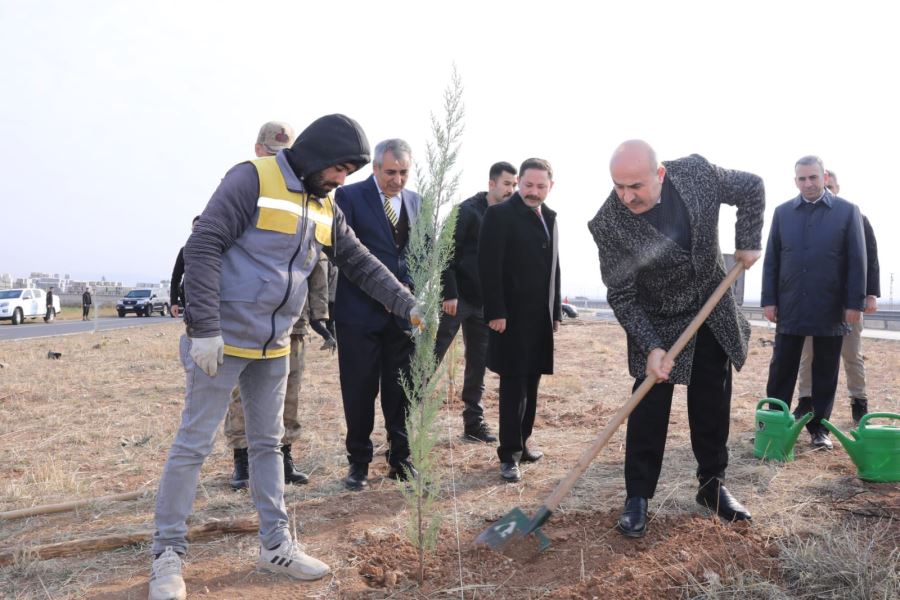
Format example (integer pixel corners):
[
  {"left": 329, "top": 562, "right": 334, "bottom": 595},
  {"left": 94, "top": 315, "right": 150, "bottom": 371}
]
[{"left": 0, "top": 288, "right": 62, "bottom": 325}]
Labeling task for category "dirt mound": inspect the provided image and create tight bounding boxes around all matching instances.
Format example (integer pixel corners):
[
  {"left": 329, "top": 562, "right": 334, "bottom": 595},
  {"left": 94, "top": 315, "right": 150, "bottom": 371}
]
[{"left": 349, "top": 511, "right": 777, "bottom": 598}]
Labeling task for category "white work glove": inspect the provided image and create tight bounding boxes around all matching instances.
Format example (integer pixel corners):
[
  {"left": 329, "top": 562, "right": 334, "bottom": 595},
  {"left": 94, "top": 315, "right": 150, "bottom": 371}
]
[
  {"left": 408, "top": 304, "right": 426, "bottom": 333},
  {"left": 189, "top": 335, "right": 224, "bottom": 377}
]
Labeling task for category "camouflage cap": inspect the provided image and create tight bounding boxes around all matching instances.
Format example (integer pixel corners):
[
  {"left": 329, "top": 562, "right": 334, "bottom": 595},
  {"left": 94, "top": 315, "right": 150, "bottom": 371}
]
[{"left": 257, "top": 121, "right": 295, "bottom": 155}]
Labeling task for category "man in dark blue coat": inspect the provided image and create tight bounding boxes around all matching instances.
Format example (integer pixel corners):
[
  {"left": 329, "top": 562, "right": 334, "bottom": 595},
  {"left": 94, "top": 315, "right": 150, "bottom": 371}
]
[
  {"left": 794, "top": 169, "right": 880, "bottom": 425},
  {"left": 762, "top": 155, "right": 866, "bottom": 449},
  {"left": 334, "top": 138, "right": 422, "bottom": 490}
]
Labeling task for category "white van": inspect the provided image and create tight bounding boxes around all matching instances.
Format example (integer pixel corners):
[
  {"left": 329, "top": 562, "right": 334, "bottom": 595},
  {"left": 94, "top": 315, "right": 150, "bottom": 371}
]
[{"left": 0, "top": 288, "right": 62, "bottom": 324}]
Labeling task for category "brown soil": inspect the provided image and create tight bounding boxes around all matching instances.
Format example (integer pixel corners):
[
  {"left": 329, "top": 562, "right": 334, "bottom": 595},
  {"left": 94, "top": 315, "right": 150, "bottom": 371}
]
[{"left": 1, "top": 318, "right": 898, "bottom": 598}]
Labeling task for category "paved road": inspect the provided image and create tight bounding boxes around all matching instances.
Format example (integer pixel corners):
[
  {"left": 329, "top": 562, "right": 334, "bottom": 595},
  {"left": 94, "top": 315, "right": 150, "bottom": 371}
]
[{"left": 0, "top": 316, "right": 180, "bottom": 342}]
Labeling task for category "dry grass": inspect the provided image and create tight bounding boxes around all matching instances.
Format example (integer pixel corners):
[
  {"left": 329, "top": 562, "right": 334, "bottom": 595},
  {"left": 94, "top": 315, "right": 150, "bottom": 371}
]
[
  {"left": 681, "top": 520, "right": 900, "bottom": 599},
  {"left": 778, "top": 520, "right": 899, "bottom": 598},
  {"left": 52, "top": 304, "right": 121, "bottom": 321},
  {"left": 0, "top": 318, "right": 897, "bottom": 599}
]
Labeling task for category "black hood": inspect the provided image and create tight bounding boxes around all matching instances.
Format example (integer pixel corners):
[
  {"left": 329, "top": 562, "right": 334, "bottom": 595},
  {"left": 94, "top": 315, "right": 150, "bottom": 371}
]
[{"left": 284, "top": 114, "right": 370, "bottom": 179}]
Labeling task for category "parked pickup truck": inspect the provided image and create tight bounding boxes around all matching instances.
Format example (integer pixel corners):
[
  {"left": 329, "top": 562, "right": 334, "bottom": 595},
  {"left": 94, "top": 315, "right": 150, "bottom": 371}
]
[
  {"left": 0, "top": 288, "right": 62, "bottom": 324},
  {"left": 116, "top": 288, "right": 169, "bottom": 317}
]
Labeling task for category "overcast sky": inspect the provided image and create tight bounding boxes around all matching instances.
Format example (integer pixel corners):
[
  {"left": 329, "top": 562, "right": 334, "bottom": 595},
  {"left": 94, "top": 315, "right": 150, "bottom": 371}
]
[{"left": 2, "top": 0, "right": 897, "bottom": 305}]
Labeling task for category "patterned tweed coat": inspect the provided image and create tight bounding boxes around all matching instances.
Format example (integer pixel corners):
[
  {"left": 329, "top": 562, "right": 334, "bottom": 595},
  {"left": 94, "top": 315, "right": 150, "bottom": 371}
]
[{"left": 587, "top": 155, "right": 765, "bottom": 384}]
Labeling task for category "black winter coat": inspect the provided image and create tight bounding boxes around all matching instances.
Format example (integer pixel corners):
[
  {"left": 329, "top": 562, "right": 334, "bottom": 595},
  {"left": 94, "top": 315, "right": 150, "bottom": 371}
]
[
  {"left": 862, "top": 215, "right": 880, "bottom": 297},
  {"left": 761, "top": 192, "right": 866, "bottom": 336},
  {"left": 441, "top": 192, "right": 488, "bottom": 305},
  {"left": 170, "top": 247, "right": 185, "bottom": 307},
  {"left": 479, "top": 193, "right": 561, "bottom": 376}
]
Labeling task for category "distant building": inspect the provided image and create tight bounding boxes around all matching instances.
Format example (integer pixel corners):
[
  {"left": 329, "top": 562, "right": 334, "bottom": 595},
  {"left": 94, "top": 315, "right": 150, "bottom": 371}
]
[
  {"left": 0, "top": 272, "right": 167, "bottom": 296},
  {"left": 67, "top": 280, "right": 126, "bottom": 296},
  {"left": 32, "top": 273, "right": 71, "bottom": 293},
  {"left": 136, "top": 281, "right": 171, "bottom": 296}
]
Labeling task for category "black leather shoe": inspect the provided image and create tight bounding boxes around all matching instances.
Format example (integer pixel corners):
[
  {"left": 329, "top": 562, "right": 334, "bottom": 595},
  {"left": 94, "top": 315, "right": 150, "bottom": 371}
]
[
  {"left": 851, "top": 398, "right": 868, "bottom": 425},
  {"left": 281, "top": 445, "right": 309, "bottom": 485},
  {"left": 521, "top": 448, "right": 544, "bottom": 463},
  {"left": 811, "top": 431, "right": 834, "bottom": 449},
  {"left": 344, "top": 462, "right": 368, "bottom": 490},
  {"left": 464, "top": 422, "right": 498, "bottom": 443},
  {"left": 617, "top": 497, "right": 648, "bottom": 537},
  {"left": 696, "top": 479, "right": 751, "bottom": 521},
  {"left": 230, "top": 448, "right": 250, "bottom": 490},
  {"left": 387, "top": 459, "right": 418, "bottom": 482},
  {"left": 499, "top": 462, "right": 521, "bottom": 482}
]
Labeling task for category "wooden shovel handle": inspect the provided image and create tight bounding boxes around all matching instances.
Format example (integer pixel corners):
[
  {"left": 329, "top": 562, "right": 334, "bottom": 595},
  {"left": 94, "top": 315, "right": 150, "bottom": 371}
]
[{"left": 542, "top": 262, "right": 746, "bottom": 512}]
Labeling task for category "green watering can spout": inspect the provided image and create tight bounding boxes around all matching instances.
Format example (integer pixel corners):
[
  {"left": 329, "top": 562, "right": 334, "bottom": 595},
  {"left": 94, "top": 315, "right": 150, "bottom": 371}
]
[
  {"left": 822, "top": 413, "right": 900, "bottom": 482},
  {"left": 821, "top": 419, "right": 859, "bottom": 460},
  {"left": 788, "top": 411, "right": 814, "bottom": 445}
]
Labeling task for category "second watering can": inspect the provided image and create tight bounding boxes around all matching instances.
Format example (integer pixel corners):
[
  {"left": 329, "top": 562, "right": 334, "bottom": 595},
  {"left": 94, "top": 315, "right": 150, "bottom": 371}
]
[
  {"left": 821, "top": 413, "right": 900, "bottom": 482},
  {"left": 754, "top": 398, "right": 812, "bottom": 462}
]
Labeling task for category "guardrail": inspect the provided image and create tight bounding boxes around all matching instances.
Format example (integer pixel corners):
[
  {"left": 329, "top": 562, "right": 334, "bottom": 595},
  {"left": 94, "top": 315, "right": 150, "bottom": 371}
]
[
  {"left": 741, "top": 308, "right": 900, "bottom": 331},
  {"left": 590, "top": 306, "right": 900, "bottom": 332}
]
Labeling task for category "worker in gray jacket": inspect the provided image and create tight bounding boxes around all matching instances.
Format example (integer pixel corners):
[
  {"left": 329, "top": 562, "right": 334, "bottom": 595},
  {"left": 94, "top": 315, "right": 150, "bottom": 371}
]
[{"left": 148, "top": 114, "right": 422, "bottom": 600}]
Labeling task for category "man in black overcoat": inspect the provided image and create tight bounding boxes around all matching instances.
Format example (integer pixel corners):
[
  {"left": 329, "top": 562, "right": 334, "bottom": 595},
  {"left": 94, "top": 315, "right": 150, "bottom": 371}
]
[
  {"left": 589, "top": 140, "right": 764, "bottom": 537},
  {"left": 479, "top": 158, "right": 561, "bottom": 483}
]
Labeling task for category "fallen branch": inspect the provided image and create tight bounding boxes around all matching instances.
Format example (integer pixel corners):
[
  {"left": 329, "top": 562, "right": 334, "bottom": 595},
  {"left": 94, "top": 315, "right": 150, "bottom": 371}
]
[
  {"left": 0, "top": 516, "right": 258, "bottom": 567},
  {"left": 0, "top": 490, "right": 147, "bottom": 521}
]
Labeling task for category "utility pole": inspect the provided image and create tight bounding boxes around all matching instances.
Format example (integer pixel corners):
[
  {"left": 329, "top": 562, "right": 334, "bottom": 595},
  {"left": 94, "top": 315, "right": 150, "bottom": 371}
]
[{"left": 890, "top": 272, "right": 895, "bottom": 311}]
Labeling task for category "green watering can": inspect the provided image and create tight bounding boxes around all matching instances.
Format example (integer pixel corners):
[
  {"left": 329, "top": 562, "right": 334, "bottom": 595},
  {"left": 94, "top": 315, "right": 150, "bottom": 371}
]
[
  {"left": 821, "top": 413, "right": 900, "bottom": 482},
  {"left": 754, "top": 398, "right": 812, "bottom": 461}
]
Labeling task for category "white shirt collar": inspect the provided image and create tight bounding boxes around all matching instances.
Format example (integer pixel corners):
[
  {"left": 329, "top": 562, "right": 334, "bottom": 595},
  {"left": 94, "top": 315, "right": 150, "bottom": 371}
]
[{"left": 803, "top": 191, "right": 826, "bottom": 204}]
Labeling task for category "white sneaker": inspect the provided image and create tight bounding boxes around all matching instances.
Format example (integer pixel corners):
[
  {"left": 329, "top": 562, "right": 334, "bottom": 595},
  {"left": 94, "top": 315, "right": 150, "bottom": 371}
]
[
  {"left": 258, "top": 539, "right": 330, "bottom": 581},
  {"left": 149, "top": 547, "right": 186, "bottom": 600}
]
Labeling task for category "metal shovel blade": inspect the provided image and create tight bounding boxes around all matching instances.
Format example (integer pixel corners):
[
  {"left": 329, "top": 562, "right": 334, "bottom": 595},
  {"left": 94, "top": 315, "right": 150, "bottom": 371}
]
[{"left": 473, "top": 507, "right": 551, "bottom": 553}]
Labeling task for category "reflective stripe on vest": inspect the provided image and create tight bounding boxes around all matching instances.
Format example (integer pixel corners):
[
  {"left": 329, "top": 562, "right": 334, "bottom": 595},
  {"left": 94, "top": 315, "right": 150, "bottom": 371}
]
[
  {"left": 251, "top": 156, "right": 333, "bottom": 246},
  {"left": 223, "top": 343, "right": 291, "bottom": 360}
]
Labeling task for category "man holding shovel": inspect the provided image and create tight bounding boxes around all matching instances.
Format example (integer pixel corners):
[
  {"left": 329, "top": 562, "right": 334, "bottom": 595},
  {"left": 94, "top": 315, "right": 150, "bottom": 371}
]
[{"left": 588, "top": 140, "right": 764, "bottom": 538}]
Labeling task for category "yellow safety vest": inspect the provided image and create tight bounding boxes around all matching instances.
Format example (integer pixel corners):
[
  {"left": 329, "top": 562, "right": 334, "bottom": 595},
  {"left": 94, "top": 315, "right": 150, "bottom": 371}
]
[{"left": 251, "top": 156, "right": 333, "bottom": 247}]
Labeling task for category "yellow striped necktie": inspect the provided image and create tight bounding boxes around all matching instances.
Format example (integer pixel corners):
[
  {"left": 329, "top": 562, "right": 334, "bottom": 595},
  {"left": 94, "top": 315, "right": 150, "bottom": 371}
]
[{"left": 383, "top": 193, "right": 398, "bottom": 227}]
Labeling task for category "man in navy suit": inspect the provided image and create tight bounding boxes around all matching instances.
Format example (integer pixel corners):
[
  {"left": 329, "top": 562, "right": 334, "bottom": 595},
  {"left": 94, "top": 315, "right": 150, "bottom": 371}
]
[{"left": 334, "top": 139, "right": 422, "bottom": 490}]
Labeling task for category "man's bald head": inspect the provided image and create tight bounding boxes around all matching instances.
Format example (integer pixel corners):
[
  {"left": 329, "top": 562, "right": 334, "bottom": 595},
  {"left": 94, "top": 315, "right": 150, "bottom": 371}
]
[
  {"left": 610, "top": 139, "right": 658, "bottom": 172},
  {"left": 609, "top": 140, "right": 666, "bottom": 215}
]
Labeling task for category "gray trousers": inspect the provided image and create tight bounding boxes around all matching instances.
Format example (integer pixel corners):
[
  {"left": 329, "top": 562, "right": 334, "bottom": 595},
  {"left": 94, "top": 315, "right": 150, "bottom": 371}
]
[
  {"left": 224, "top": 334, "right": 305, "bottom": 449},
  {"left": 434, "top": 297, "right": 489, "bottom": 428},
  {"left": 152, "top": 335, "right": 290, "bottom": 555},
  {"left": 798, "top": 318, "right": 866, "bottom": 400}
]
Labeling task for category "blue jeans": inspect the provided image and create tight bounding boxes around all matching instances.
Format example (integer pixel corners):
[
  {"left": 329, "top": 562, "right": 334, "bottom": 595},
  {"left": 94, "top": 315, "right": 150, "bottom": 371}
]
[{"left": 152, "top": 335, "right": 290, "bottom": 555}]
